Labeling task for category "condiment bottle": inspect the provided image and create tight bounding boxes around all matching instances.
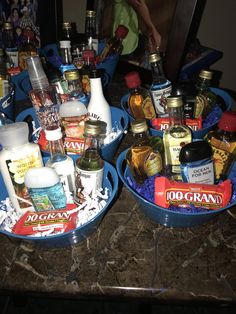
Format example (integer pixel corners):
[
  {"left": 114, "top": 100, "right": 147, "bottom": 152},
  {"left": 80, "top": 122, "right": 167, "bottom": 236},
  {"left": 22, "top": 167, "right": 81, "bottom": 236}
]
[
  {"left": 126, "top": 119, "right": 163, "bottom": 185},
  {"left": 87, "top": 68, "right": 112, "bottom": 135},
  {"left": 179, "top": 140, "right": 215, "bottom": 184},
  {"left": 45, "top": 127, "right": 75, "bottom": 204},
  {"left": 148, "top": 52, "right": 172, "bottom": 117},
  {"left": 59, "top": 99, "right": 88, "bottom": 155},
  {"left": 0, "top": 122, "right": 43, "bottom": 212},
  {"left": 163, "top": 96, "right": 192, "bottom": 181},
  {"left": 205, "top": 111, "right": 236, "bottom": 181},
  {"left": 99, "top": 24, "right": 129, "bottom": 61},
  {"left": 194, "top": 69, "right": 217, "bottom": 118},
  {"left": 124, "top": 71, "right": 156, "bottom": 120},
  {"left": 24, "top": 167, "right": 67, "bottom": 211},
  {"left": 75, "top": 120, "right": 106, "bottom": 204}
]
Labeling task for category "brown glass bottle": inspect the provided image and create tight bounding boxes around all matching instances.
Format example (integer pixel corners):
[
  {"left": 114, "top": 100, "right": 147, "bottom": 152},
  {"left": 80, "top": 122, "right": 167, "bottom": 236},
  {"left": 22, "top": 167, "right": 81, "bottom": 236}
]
[
  {"left": 205, "top": 111, "right": 236, "bottom": 181},
  {"left": 124, "top": 71, "right": 156, "bottom": 120},
  {"left": 126, "top": 119, "right": 163, "bottom": 185}
]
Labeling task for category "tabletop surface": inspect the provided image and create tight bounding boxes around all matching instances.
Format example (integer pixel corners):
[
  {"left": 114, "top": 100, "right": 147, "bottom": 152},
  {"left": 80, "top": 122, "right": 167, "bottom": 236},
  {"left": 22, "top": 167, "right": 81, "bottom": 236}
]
[{"left": 1, "top": 72, "right": 236, "bottom": 305}]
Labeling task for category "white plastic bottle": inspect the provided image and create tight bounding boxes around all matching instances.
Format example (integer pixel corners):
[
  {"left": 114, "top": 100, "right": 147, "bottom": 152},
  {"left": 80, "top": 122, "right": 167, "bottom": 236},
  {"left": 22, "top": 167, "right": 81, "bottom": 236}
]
[
  {"left": 87, "top": 68, "right": 112, "bottom": 134},
  {"left": 0, "top": 122, "right": 43, "bottom": 212},
  {"left": 45, "top": 127, "right": 75, "bottom": 204},
  {"left": 24, "top": 167, "right": 67, "bottom": 211},
  {"left": 59, "top": 99, "right": 88, "bottom": 155}
]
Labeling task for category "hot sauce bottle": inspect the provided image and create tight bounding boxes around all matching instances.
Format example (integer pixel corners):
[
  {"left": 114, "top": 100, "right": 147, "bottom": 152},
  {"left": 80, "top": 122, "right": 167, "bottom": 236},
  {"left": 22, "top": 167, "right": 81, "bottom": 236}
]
[
  {"left": 124, "top": 71, "right": 156, "bottom": 120},
  {"left": 205, "top": 111, "right": 236, "bottom": 181}
]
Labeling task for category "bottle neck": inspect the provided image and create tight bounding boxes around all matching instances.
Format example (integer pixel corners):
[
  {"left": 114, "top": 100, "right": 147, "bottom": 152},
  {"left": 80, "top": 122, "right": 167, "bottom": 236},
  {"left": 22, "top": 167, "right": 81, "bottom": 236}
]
[
  {"left": 196, "top": 78, "right": 211, "bottom": 92},
  {"left": 48, "top": 138, "right": 66, "bottom": 160},
  {"left": 150, "top": 60, "right": 166, "bottom": 82},
  {"left": 90, "top": 77, "right": 105, "bottom": 99},
  {"left": 133, "top": 130, "right": 150, "bottom": 143},
  {"left": 168, "top": 106, "right": 184, "bottom": 126}
]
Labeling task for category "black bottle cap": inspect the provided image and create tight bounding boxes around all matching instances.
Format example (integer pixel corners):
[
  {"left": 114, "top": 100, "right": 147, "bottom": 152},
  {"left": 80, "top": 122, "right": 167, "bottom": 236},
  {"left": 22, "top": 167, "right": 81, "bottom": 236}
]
[{"left": 179, "top": 140, "right": 213, "bottom": 163}]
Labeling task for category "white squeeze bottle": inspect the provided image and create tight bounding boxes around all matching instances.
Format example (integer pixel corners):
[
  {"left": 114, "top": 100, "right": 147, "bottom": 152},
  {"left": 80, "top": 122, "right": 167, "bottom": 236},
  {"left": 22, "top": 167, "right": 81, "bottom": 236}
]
[
  {"left": 87, "top": 68, "right": 112, "bottom": 135},
  {"left": 24, "top": 167, "right": 67, "bottom": 212},
  {"left": 0, "top": 122, "right": 43, "bottom": 212}
]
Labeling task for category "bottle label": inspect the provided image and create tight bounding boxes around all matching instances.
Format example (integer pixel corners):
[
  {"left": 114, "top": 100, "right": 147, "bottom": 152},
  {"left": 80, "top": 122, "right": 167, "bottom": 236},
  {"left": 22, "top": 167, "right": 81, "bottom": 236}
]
[
  {"left": 6, "top": 151, "right": 43, "bottom": 209},
  {"left": 64, "top": 137, "right": 85, "bottom": 155},
  {"left": 144, "top": 151, "right": 162, "bottom": 176},
  {"left": 185, "top": 161, "right": 215, "bottom": 184},
  {"left": 75, "top": 167, "right": 104, "bottom": 203},
  {"left": 142, "top": 95, "right": 156, "bottom": 119},
  {"left": 28, "top": 182, "right": 67, "bottom": 211},
  {"left": 81, "top": 75, "right": 91, "bottom": 94},
  {"left": 150, "top": 83, "right": 171, "bottom": 116}
]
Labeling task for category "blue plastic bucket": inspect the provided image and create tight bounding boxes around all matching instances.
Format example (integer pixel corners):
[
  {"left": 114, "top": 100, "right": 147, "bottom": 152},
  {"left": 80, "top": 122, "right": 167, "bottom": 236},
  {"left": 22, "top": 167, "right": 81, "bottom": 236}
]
[
  {"left": 0, "top": 157, "right": 118, "bottom": 247},
  {"left": 0, "top": 83, "right": 15, "bottom": 120},
  {"left": 15, "top": 106, "right": 129, "bottom": 162},
  {"left": 116, "top": 149, "right": 236, "bottom": 228},
  {"left": 121, "top": 88, "right": 233, "bottom": 139}
]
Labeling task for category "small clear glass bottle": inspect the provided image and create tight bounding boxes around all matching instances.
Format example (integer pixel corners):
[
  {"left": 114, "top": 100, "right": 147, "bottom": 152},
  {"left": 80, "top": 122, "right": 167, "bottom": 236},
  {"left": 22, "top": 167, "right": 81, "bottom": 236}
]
[
  {"left": 85, "top": 10, "right": 98, "bottom": 54},
  {"left": 205, "top": 110, "right": 236, "bottom": 181},
  {"left": 163, "top": 96, "right": 192, "bottom": 181},
  {"left": 126, "top": 119, "right": 163, "bottom": 185},
  {"left": 124, "top": 71, "right": 156, "bottom": 120},
  {"left": 75, "top": 120, "right": 106, "bottom": 204},
  {"left": 148, "top": 52, "right": 172, "bottom": 117},
  {"left": 194, "top": 69, "right": 217, "bottom": 118},
  {"left": 64, "top": 69, "right": 88, "bottom": 105},
  {"left": 45, "top": 127, "right": 75, "bottom": 204}
]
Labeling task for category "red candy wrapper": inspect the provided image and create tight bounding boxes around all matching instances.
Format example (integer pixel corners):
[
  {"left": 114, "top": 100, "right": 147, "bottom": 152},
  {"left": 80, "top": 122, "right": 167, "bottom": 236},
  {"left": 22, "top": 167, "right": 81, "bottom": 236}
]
[
  {"left": 154, "top": 177, "right": 232, "bottom": 210},
  {"left": 12, "top": 208, "right": 78, "bottom": 236},
  {"left": 151, "top": 117, "right": 202, "bottom": 132}
]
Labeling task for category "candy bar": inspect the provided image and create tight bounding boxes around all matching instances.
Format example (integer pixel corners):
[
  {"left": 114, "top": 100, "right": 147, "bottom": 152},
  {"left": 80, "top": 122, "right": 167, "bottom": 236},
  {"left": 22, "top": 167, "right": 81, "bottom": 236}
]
[
  {"left": 151, "top": 117, "right": 202, "bottom": 132},
  {"left": 12, "top": 208, "right": 78, "bottom": 236},
  {"left": 154, "top": 176, "right": 232, "bottom": 210}
]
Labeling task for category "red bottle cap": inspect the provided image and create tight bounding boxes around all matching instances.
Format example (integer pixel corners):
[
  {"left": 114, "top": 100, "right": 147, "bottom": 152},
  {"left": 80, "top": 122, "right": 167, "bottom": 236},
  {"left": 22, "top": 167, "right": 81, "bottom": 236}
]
[
  {"left": 124, "top": 71, "right": 141, "bottom": 89},
  {"left": 115, "top": 25, "right": 129, "bottom": 39},
  {"left": 218, "top": 111, "right": 236, "bottom": 132}
]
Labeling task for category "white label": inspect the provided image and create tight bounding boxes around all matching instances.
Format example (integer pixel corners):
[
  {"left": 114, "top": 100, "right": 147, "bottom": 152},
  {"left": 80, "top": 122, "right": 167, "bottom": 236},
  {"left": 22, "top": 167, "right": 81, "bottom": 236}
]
[
  {"left": 75, "top": 167, "right": 103, "bottom": 202},
  {"left": 187, "top": 163, "right": 215, "bottom": 184},
  {"left": 150, "top": 84, "right": 172, "bottom": 116}
]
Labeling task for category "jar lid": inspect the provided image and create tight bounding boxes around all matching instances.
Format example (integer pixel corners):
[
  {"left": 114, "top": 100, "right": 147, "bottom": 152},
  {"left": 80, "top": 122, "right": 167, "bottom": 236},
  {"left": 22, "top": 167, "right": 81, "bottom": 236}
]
[
  {"left": 149, "top": 52, "right": 161, "bottom": 64},
  {"left": 84, "top": 120, "right": 107, "bottom": 136},
  {"left": 62, "top": 22, "right": 72, "bottom": 30},
  {"left": 3, "top": 22, "right": 13, "bottom": 30},
  {"left": 166, "top": 96, "right": 183, "bottom": 108},
  {"left": 199, "top": 70, "right": 213, "bottom": 80},
  {"left": 64, "top": 69, "right": 80, "bottom": 80},
  {"left": 45, "top": 127, "right": 63, "bottom": 141},
  {"left": 131, "top": 119, "right": 148, "bottom": 133},
  {"left": 124, "top": 71, "right": 141, "bottom": 89},
  {"left": 218, "top": 111, "right": 236, "bottom": 132},
  {"left": 115, "top": 25, "right": 129, "bottom": 39},
  {"left": 179, "top": 140, "right": 213, "bottom": 163},
  {"left": 0, "top": 122, "right": 29, "bottom": 148},
  {"left": 86, "top": 10, "right": 96, "bottom": 17}
]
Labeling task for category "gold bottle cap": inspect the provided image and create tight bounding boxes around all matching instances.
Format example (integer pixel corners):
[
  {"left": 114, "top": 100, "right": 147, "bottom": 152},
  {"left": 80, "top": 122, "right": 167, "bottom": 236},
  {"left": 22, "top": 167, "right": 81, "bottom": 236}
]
[
  {"left": 199, "top": 70, "right": 213, "bottom": 80},
  {"left": 148, "top": 52, "right": 161, "bottom": 64},
  {"left": 3, "top": 22, "right": 13, "bottom": 30},
  {"left": 131, "top": 119, "right": 148, "bottom": 133},
  {"left": 166, "top": 96, "right": 183, "bottom": 108},
  {"left": 64, "top": 69, "right": 80, "bottom": 81},
  {"left": 86, "top": 10, "right": 96, "bottom": 17},
  {"left": 62, "top": 22, "right": 72, "bottom": 30},
  {"left": 84, "top": 120, "right": 107, "bottom": 136}
]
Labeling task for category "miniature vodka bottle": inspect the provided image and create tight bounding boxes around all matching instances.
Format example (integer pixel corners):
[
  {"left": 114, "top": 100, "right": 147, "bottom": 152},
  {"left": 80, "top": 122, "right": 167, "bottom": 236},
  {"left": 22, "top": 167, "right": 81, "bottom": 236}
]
[{"left": 163, "top": 96, "right": 192, "bottom": 181}]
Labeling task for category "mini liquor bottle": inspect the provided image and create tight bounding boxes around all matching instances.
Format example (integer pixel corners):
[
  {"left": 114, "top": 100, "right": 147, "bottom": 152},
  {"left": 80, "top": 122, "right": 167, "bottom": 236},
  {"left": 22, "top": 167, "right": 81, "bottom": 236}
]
[
  {"left": 64, "top": 69, "right": 89, "bottom": 105},
  {"left": 75, "top": 120, "right": 106, "bottom": 204},
  {"left": 85, "top": 10, "right": 98, "bottom": 54},
  {"left": 205, "top": 111, "right": 236, "bottom": 181},
  {"left": 163, "top": 96, "right": 192, "bottom": 181},
  {"left": 126, "top": 119, "right": 163, "bottom": 185},
  {"left": 45, "top": 127, "right": 75, "bottom": 204},
  {"left": 148, "top": 52, "right": 172, "bottom": 117},
  {"left": 124, "top": 71, "right": 156, "bottom": 120},
  {"left": 99, "top": 24, "right": 129, "bottom": 61},
  {"left": 194, "top": 69, "right": 217, "bottom": 118}
]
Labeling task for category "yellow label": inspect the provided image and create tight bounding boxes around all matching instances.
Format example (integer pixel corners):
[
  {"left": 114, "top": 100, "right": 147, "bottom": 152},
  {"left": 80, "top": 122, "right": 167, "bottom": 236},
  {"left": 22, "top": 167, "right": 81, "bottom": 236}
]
[
  {"left": 144, "top": 151, "right": 162, "bottom": 176},
  {"left": 142, "top": 96, "right": 156, "bottom": 119},
  {"left": 211, "top": 146, "right": 230, "bottom": 180}
]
